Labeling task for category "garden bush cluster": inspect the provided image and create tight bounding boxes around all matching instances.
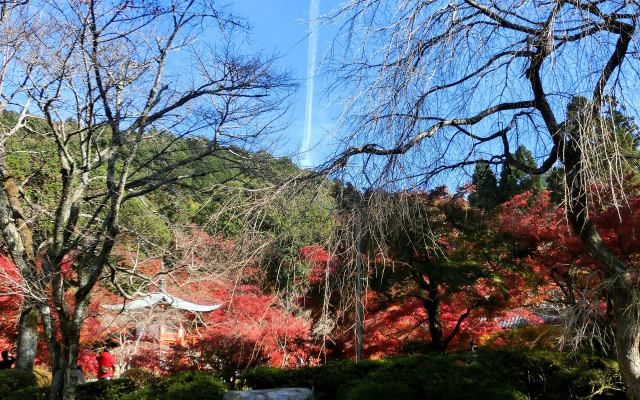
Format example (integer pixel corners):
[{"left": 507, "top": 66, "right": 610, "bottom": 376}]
[
  {"left": 0, "top": 368, "right": 51, "bottom": 400},
  {"left": 241, "top": 349, "right": 625, "bottom": 400},
  {"left": 0, "top": 350, "right": 625, "bottom": 399},
  {"left": 0, "top": 370, "right": 227, "bottom": 400}
]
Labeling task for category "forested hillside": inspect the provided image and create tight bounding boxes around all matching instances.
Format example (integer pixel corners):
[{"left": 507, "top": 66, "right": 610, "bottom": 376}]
[{"left": 0, "top": 108, "right": 336, "bottom": 376}]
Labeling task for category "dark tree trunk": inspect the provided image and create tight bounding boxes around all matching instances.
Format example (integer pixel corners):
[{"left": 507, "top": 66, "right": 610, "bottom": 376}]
[
  {"left": 49, "top": 327, "right": 82, "bottom": 400},
  {"left": 424, "top": 286, "right": 445, "bottom": 351},
  {"left": 15, "top": 306, "right": 38, "bottom": 370},
  {"left": 414, "top": 271, "right": 445, "bottom": 352},
  {"left": 612, "top": 275, "right": 640, "bottom": 400},
  {"left": 61, "top": 327, "right": 82, "bottom": 400},
  {"left": 50, "top": 360, "right": 66, "bottom": 400},
  {"left": 564, "top": 139, "right": 640, "bottom": 399},
  {"left": 41, "top": 305, "right": 63, "bottom": 400},
  {"left": 41, "top": 302, "right": 85, "bottom": 400}
]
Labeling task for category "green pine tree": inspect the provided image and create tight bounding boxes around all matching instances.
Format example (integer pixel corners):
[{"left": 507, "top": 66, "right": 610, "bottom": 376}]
[
  {"left": 543, "top": 167, "right": 565, "bottom": 204},
  {"left": 498, "top": 145, "right": 541, "bottom": 202},
  {"left": 469, "top": 162, "right": 499, "bottom": 210},
  {"left": 545, "top": 96, "right": 640, "bottom": 203}
]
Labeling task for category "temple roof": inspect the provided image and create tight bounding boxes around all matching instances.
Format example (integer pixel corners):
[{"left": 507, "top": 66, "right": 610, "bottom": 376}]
[{"left": 102, "top": 292, "right": 222, "bottom": 312}]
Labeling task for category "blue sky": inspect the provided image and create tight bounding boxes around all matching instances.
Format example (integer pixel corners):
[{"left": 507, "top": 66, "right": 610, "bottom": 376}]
[
  {"left": 222, "top": 1, "right": 640, "bottom": 189},
  {"left": 226, "top": 0, "right": 341, "bottom": 168}
]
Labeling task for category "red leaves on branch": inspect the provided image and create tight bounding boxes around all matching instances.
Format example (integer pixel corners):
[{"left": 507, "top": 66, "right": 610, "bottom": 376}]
[
  {"left": 498, "top": 189, "right": 640, "bottom": 327},
  {"left": 300, "top": 245, "right": 334, "bottom": 284},
  {"left": 13, "top": 190, "right": 640, "bottom": 372},
  {"left": 0, "top": 255, "right": 20, "bottom": 351}
]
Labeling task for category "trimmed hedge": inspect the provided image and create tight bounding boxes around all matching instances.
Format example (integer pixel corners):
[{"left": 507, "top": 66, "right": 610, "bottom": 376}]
[
  {"left": 119, "top": 368, "right": 157, "bottom": 388},
  {"left": 121, "top": 371, "right": 227, "bottom": 400},
  {"left": 0, "top": 368, "right": 50, "bottom": 400},
  {"left": 76, "top": 378, "right": 138, "bottom": 400},
  {"left": 0, "top": 351, "right": 623, "bottom": 400},
  {"left": 3, "top": 386, "right": 49, "bottom": 400},
  {"left": 0, "top": 371, "right": 226, "bottom": 400},
  {"left": 74, "top": 372, "right": 226, "bottom": 400},
  {"left": 0, "top": 369, "right": 37, "bottom": 399},
  {"left": 485, "top": 325, "right": 562, "bottom": 350},
  {"left": 241, "top": 349, "right": 626, "bottom": 400}
]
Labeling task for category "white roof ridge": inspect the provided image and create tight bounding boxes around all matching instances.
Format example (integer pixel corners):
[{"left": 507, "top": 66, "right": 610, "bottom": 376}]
[{"left": 102, "top": 292, "right": 222, "bottom": 312}]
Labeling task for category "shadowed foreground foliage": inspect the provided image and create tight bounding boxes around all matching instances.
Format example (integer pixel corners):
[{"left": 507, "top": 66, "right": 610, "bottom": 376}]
[
  {"left": 0, "top": 349, "right": 624, "bottom": 399},
  {"left": 0, "top": 371, "right": 226, "bottom": 400},
  {"left": 241, "top": 349, "right": 624, "bottom": 400}
]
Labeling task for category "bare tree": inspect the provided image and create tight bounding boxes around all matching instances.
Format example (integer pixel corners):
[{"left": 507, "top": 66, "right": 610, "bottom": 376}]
[
  {"left": 0, "top": 1, "right": 293, "bottom": 399},
  {"left": 0, "top": 0, "right": 43, "bottom": 371},
  {"left": 323, "top": 0, "right": 640, "bottom": 398}
]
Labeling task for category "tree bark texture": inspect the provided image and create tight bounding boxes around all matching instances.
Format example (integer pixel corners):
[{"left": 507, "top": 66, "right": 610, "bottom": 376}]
[
  {"left": 15, "top": 306, "right": 38, "bottom": 370},
  {"left": 564, "top": 139, "right": 640, "bottom": 399},
  {"left": 414, "top": 271, "right": 445, "bottom": 352}
]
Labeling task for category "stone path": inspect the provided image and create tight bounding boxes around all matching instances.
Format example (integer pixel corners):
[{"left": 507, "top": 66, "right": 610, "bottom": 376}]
[{"left": 223, "top": 388, "right": 313, "bottom": 400}]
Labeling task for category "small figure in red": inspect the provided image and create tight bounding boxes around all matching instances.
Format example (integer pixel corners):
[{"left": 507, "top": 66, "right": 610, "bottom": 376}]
[{"left": 96, "top": 345, "right": 116, "bottom": 380}]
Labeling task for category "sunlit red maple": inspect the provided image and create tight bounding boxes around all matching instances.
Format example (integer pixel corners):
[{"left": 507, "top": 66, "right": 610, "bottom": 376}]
[
  {"left": 8, "top": 189, "right": 637, "bottom": 375},
  {"left": 0, "top": 255, "right": 20, "bottom": 352},
  {"left": 0, "top": 225, "right": 316, "bottom": 378},
  {"left": 498, "top": 189, "right": 640, "bottom": 341},
  {"left": 91, "top": 227, "right": 315, "bottom": 378},
  {"left": 304, "top": 189, "right": 549, "bottom": 359}
]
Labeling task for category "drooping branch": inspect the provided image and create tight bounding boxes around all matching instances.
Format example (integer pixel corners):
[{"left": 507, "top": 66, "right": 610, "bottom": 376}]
[{"left": 323, "top": 101, "right": 536, "bottom": 172}]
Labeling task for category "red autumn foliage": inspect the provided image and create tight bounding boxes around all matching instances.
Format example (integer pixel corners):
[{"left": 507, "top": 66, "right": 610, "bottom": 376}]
[
  {"left": 13, "top": 190, "right": 639, "bottom": 374},
  {"left": 300, "top": 245, "right": 334, "bottom": 284},
  {"left": 118, "top": 278, "right": 315, "bottom": 378},
  {"left": 91, "top": 228, "right": 316, "bottom": 377},
  {"left": 0, "top": 225, "right": 315, "bottom": 377},
  {"left": 498, "top": 189, "right": 640, "bottom": 325},
  {"left": 0, "top": 255, "right": 20, "bottom": 352},
  {"left": 322, "top": 190, "right": 549, "bottom": 359}
]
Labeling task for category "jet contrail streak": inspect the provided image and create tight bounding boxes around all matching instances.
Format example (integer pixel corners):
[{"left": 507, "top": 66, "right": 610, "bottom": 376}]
[{"left": 302, "top": 0, "right": 320, "bottom": 168}]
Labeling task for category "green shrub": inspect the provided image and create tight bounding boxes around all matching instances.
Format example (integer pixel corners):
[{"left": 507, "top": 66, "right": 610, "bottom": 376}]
[
  {"left": 240, "top": 366, "right": 313, "bottom": 391},
  {"left": 0, "top": 368, "right": 51, "bottom": 400},
  {"left": 4, "top": 386, "right": 49, "bottom": 400},
  {"left": 340, "top": 381, "right": 416, "bottom": 400},
  {"left": 240, "top": 349, "right": 625, "bottom": 400},
  {"left": 347, "top": 352, "right": 527, "bottom": 400},
  {"left": 501, "top": 350, "right": 624, "bottom": 400},
  {"left": 485, "top": 325, "right": 562, "bottom": 350},
  {"left": 123, "top": 371, "right": 227, "bottom": 400},
  {"left": 242, "top": 359, "right": 382, "bottom": 400},
  {"left": 76, "top": 378, "right": 137, "bottom": 400},
  {"left": 120, "top": 368, "right": 157, "bottom": 388},
  {"left": 0, "top": 369, "right": 37, "bottom": 399},
  {"left": 311, "top": 360, "right": 382, "bottom": 400}
]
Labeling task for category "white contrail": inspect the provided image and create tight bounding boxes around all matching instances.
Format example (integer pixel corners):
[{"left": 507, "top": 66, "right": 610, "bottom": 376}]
[{"left": 301, "top": 0, "right": 320, "bottom": 168}]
